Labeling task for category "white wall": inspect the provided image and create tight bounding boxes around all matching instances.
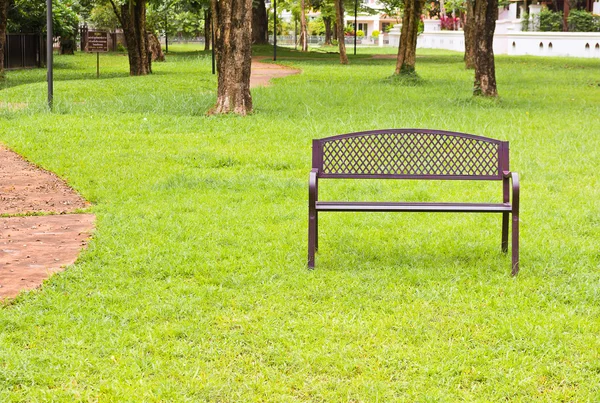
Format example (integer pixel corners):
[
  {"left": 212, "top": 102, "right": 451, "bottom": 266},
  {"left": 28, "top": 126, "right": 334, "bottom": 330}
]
[{"left": 417, "top": 20, "right": 600, "bottom": 59}]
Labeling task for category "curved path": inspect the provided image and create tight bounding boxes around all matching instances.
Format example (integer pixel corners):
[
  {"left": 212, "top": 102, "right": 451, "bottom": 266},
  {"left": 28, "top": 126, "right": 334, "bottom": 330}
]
[
  {"left": 0, "top": 59, "right": 299, "bottom": 300},
  {"left": 250, "top": 56, "right": 301, "bottom": 88},
  {"left": 0, "top": 146, "right": 94, "bottom": 300}
]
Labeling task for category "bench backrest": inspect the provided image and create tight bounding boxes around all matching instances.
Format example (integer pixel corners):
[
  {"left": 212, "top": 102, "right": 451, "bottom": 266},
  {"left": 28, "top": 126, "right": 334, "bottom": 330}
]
[{"left": 313, "top": 129, "right": 509, "bottom": 180}]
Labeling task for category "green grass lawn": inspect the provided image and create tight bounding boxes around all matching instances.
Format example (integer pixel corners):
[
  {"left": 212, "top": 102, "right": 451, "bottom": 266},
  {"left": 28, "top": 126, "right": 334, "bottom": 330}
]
[{"left": 1, "top": 45, "right": 599, "bottom": 401}]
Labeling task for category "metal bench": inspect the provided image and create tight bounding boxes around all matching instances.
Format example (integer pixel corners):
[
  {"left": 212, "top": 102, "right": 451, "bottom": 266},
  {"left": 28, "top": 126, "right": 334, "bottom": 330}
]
[{"left": 308, "top": 129, "right": 520, "bottom": 275}]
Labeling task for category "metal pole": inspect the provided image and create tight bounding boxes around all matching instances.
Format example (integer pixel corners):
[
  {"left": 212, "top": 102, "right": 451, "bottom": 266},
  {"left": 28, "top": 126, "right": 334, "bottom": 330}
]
[
  {"left": 47, "top": 0, "right": 53, "bottom": 109},
  {"left": 354, "top": 0, "right": 358, "bottom": 56},
  {"left": 211, "top": 12, "right": 215, "bottom": 75},
  {"left": 273, "top": 0, "right": 277, "bottom": 61},
  {"left": 165, "top": 13, "right": 169, "bottom": 53}
]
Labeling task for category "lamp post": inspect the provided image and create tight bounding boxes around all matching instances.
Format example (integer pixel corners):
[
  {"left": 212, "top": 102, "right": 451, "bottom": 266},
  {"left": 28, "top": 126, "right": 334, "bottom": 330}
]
[
  {"left": 273, "top": 0, "right": 277, "bottom": 61},
  {"left": 47, "top": 0, "right": 53, "bottom": 110},
  {"left": 354, "top": 0, "right": 358, "bottom": 55}
]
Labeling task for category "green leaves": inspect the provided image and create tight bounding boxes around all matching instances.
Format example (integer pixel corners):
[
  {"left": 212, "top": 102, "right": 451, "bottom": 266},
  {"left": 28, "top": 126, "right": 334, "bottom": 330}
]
[{"left": 8, "top": 0, "right": 78, "bottom": 38}]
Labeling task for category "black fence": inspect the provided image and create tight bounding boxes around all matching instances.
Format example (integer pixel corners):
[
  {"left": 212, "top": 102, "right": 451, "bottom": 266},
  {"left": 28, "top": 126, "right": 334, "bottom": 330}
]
[{"left": 3, "top": 34, "right": 46, "bottom": 70}]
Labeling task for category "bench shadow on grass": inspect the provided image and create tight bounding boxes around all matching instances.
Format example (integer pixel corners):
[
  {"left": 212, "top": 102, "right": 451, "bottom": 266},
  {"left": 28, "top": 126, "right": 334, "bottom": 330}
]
[{"left": 320, "top": 238, "right": 509, "bottom": 277}]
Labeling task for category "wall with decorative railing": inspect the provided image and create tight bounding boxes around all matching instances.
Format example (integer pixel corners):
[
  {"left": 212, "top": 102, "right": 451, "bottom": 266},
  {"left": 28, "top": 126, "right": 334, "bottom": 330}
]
[
  {"left": 262, "top": 17, "right": 600, "bottom": 59},
  {"left": 413, "top": 19, "right": 600, "bottom": 59}
]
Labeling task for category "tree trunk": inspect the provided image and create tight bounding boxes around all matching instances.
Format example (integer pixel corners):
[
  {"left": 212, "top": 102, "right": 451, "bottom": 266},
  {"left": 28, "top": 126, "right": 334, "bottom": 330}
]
[
  {"left": 334, "top": 0, "right": 348, "bottom": 64},
  {"left": 204, "top": 9, "right": 211, "bottom": 51},
  {"left": 60, "top": 27, "right": 77, "bottom": 55},
  {"left": 60, "top": 38, "right": 76, "bottom": 55},
  {"left": 148, "top": 32, "right": 165, "bottom": 62},
  {"left": 0, "top": 0, "right": 8, "bottom": 79},
  {"left": 210, "top": 0, "right": 253, "bottom": 115},
  {"left": 324, "top": 17, "right": 333, "bottom": 45},
  {"left": 110, "top": 0, "right": 150, "bottom": 76},
  {"left": 473, "top": 0, "right": 498, "bottom": 97},
  {"left": 252, "top": 0, "right": 268, "bottom": 44},
  {"left": 299, "top": 0, "right": 309, "bottom": 51},
  {"left": 395, "top": 0, "right": 423, "bottom": 75},
  {"left": 440, "top": 0, "right": 446, "bottom": 17},
  {"left": 463, "top": 0, "right": 476, "bottom": 69}
]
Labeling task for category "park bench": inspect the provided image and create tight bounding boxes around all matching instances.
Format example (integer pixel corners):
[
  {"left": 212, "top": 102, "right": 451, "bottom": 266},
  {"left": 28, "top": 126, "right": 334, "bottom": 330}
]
[{"left": 308, "top": 129, "right": 520, "bottom": 275}]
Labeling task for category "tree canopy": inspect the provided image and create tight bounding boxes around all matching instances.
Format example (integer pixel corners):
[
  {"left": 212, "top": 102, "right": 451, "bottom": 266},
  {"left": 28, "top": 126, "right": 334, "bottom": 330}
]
[{"left": 7, "top": 0, "right": 78, "bottom": 39}]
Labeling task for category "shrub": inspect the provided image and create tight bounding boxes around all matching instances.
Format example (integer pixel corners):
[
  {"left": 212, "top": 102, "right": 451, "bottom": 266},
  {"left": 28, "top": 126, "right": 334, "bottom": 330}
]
[
  {"left": 567, "top": 10, "right": 598, "bottom": 32},
  {"left": 521, "top": 13, "right": 530, "bottom": 31},
  {"left": 308, "top": 18, "right": 325, "bottom": 35},
  {"left": 372, "top": 30, "right": 380, "bottom": 38},
  {"left": 356, "top": 29, "right": 364, "bottom": 37},
  {"left": 538, "top": 9, "right": 563, "bottom": 32}
]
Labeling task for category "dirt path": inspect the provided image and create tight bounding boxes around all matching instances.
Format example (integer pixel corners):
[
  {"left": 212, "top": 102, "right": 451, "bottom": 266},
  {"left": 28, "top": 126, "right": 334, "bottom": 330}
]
[
  {"left": 250, "top": 56, "right": 301, "bottom": 88},
  {"left": 0, "top": 60, "right": 299, "bottom": 300},
  {"left": 0, "top": 146, "right": 94, "bottom": 300}
]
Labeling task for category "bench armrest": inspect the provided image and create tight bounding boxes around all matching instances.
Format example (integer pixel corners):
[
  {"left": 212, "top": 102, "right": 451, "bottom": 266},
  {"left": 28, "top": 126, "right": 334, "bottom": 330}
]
[
  {"left": 309, "top": 169, "right": 319, "bottom": 208},
  {"left": 503, "top": 171, "right": 519, "bottom": 215}
]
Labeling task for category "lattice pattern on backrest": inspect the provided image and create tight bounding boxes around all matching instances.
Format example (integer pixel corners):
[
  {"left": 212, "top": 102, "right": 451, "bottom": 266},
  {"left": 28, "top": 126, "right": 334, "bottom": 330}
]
[{"left": 315, "top": 130, "right": 505, "bottom": 179}]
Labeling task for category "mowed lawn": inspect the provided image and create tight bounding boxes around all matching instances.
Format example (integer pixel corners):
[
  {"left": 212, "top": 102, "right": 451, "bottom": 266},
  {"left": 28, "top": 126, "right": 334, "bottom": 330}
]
[{"left": 0, "top": 45, "right": 599, "bottom": 401}]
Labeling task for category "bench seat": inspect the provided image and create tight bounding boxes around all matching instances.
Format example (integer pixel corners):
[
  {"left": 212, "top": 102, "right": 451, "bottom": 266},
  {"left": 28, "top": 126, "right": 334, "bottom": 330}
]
[{"left": 315, "top": 201, "right": 513, "bottom": 213}]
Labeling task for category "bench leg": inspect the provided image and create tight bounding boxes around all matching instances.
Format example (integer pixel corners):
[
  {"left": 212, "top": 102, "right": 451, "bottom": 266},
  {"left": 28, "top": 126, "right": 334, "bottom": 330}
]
[
  {"left": 308, "top": 212, "right": 317, "bottom": 269},
  {"left": 511, "top": 213, "right": 519, "bottom": 276},
  {"left": 501, "top": 212, "right": 509, "bottom": 253},
  {"left": 315, "top": 212, "right": 318, "bottom": 251}
]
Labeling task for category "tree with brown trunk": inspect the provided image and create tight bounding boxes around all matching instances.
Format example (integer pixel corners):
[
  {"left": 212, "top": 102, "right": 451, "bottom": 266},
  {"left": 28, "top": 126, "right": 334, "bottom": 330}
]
[
  {"left": 209, "top": 0, "right": 253, "bottom": 115},
  {"left": 394, "top": 0, "right": 424, "bottom": 75},
  {"left": 473, "top": 0, "right": 498, "bottom": 97},
  {"left": 323, "top": 16, "right": 333, "bottom": 45},
  {"left": 109, "top": 0, "right": 150, "bottom": 76},
  {"left": 60, "top": 38, "right": 76, "bottom": 55},
  {"left": 0, "top": 0, "right": 8, "bottom": 79},
  {"left": 148, "top": 32, "right": 165, "bottom": 61},
  {"left": 299, "top": 0, "right": 309, "bottom": 51},
  {"left": 463, "top": 0, "right": 475, "bottom": 69},
  {"left": 334, "top": 0, "right": 348, "bottom": 64},
  {"left": 252, "top": 0, "right": 268, "bottom": 44}
]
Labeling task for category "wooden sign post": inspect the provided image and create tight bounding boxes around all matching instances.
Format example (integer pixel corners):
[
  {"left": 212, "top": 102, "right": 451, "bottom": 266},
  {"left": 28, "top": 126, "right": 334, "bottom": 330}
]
[{"left": 87, "top": 31, "right": 109, "bottom": 78}]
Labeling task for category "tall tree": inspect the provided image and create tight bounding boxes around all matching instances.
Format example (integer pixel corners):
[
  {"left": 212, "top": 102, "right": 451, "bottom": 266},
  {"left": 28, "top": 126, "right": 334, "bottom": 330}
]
[
  {"left": 109, "top": 0, "right": 150, "bottom": 75},
  {"left": 299, "top": 0, "right": 308, "bottom": 51},
  {"left": 310, "top": 0, "right": 334, "bottom": 45},
  {"left": 473, "top": 0, "right": 498, "bottom": 96},
  {"left": 463, "top": 0, "right": 475, "bottom": 69},
  {"left": 252, "top": 0, "right": 268, "bottom": 44},
  {"left": 323, "top": 15, "right": 333, "bottom": 45},
  {"left": 334, "top": 0, "right": 347, "bottom": 64},
  {"left": 210, "top": 0, "right": 252, "bottom": 115},
  {"left": 0, "top": 0, "right": 7, "bottom": 79},
  {"left": 394, "top": 0, "right": 424, "bottom": 75}
]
